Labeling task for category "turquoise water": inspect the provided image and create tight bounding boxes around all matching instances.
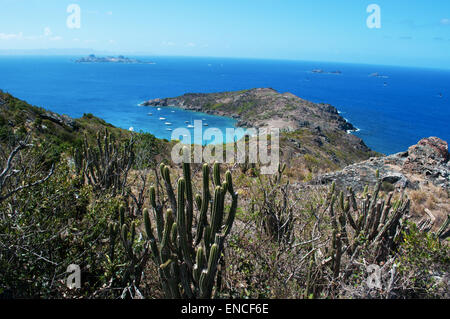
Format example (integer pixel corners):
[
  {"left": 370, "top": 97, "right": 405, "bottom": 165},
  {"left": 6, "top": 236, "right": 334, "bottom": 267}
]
[
  {"left": 0, "top": 55, "right": 449, "bottom": 154},
  {"left": 133, "top": 106, "right": 245, "bottom": 145}
]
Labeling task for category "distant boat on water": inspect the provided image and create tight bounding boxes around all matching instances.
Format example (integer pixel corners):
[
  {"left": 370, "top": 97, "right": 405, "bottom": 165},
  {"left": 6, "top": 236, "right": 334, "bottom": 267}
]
[
  {"left": 147, "top": 112, "right": 152, "bottom": 115},
  {"left": 157, "top": 108, "right": 161, "bottom": 111},
  {"left": 165, "top": 122, "right": 172, "bottom": 125},
  {"left": 159, "top": 117, "right": 166, "bottom": 120}
]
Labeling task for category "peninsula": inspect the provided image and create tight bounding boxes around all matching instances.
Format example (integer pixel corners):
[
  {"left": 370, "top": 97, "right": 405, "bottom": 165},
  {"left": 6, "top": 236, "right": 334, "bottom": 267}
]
[
  {"left": 143, "top": 88, "right": 355, "bottom": 132},
  {"left": 143, "top": 88, "right": 379, "bottom": 169}
]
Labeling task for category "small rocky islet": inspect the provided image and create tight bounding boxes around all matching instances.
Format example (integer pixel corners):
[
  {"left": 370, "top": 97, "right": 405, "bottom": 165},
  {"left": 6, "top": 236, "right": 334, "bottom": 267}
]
[{"left": 75, "top": 54, "right": 155, "bottom": 64}]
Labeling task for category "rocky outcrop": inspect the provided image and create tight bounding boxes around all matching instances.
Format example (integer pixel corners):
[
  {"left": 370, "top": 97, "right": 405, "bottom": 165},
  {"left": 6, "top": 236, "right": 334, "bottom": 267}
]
[
  {"left": 403, "top": 137, "right": 449, "bottom": 181},
  {"left": 40, "top": 111, "right": 79, "bottom": 131},
  {"left": 313, "top": 137, "right": 450, "bottom": 192}
]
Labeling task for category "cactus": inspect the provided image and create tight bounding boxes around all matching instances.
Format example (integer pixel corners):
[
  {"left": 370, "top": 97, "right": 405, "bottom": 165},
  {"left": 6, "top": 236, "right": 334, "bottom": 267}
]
[
  {"left": 142, "top": 159, "right": 238, "bottom": 299},
  {"left": 77, "top": 129, "right": 135, "bottom": 195},
  {"left": 257, "top": 162, "right": 294, "bottom": 243},
  {"left": 327, "top": 177, "right": 411, "bottom": 277},
  {"left": 117, "top": 209, "right": 151, "bottom": 296},
  {"left": 436, "top": 214, "right": 450, "bottom": 240}
]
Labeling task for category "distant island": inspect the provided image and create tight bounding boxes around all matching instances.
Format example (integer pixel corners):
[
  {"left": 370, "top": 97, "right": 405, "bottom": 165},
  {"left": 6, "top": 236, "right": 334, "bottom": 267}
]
[
  {"left": 369, "top": 72, "right": 389, "bottom": 79},
  {"left": 75, "top": 54, "right": 155, "bottom": 64},
  {"left": 311, "top": 69, "right": 342, "bottom": 75}
]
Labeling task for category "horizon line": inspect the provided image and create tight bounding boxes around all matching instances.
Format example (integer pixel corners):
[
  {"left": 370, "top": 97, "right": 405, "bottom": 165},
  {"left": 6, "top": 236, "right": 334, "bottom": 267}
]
[{"left": 0, "top": 50, "right": 449, "bottom": 72}]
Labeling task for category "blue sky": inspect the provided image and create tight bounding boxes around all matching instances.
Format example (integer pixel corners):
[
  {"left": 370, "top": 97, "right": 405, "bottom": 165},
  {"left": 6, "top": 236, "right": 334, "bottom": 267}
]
[{"left": 1, "top": 0, "right": 449, "bottom": 69}]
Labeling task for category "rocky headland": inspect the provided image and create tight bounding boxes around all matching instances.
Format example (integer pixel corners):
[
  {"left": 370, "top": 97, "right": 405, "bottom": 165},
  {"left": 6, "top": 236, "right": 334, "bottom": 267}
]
[
  {"left": 143, "top": 88, "right": 378, "bottom": 169},
  {"left": 143, "top": 88, "right": 356, "bottom": 132}
]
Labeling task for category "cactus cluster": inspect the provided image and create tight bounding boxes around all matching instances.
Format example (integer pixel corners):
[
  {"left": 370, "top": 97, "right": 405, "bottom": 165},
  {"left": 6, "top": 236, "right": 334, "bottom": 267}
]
[
  {"left": 258, "top": 163, "right": 294, "bottom": 243},
  {"left": 143, "top": 160, "right": 238, "bottom": 298},
  {"left": 418, "top": 212, "right": 450, "bottom": 239},
  {"left": 75, "top": 129, "right": 135, "bottom": 195},
  {"left": 109, "top": 206, "right": 150, "bottom": 292},
  {"left": 327, "top": 177, "right": 411, "bottom": 277},
  {"left": 436, "top": 215, "right": 450, "bottom": 239}
]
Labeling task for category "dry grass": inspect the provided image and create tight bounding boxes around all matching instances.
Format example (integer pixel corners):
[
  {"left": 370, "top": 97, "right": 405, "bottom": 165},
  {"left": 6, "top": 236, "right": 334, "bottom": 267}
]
[{"left": 408, "top": 184, "right": 449, "bottom": 231}]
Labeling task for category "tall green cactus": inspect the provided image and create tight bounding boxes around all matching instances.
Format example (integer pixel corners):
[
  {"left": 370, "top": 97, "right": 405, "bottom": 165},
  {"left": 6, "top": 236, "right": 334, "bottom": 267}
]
[
  {"left": 116, "top": 206, "right": 151, "bottom": 295},
  {"left": 77, "top": 129, "right": 135, "bottom": 196},
  {"left": 143, "top": 159, "right": 238, "bottom": 299},
  {"left": 327, "top": 175, "right": 411, "bottom": 278}
]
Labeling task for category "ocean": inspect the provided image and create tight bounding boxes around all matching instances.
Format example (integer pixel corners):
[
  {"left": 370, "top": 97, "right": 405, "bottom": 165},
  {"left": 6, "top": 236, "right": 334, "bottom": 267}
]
[{"left": 0, "top": 55, "right": 448, "bottom": 154}]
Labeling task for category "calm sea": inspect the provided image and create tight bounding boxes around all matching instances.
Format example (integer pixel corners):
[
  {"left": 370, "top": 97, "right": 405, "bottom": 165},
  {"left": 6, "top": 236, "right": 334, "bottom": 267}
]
[{"left": 0, "top": 55, "right": 449, "bottom": 154}]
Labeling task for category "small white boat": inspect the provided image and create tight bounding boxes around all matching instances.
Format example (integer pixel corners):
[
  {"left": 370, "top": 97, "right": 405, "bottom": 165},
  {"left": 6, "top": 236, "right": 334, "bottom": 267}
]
[
  {"left": 187, "top": 124, "right": 194, "bottom": 128},
  {"left": 157, "top": 108, "right": 161, "bottom": 111},
  {"left": 159, "top": 117, "right": 166, "bottom": 120},
  {"left": 165, "top": 122, "right": 172, "bottom": 125},
  {"left": 147, "top": 112, "right": 152, "bottom": 115},
  {"left": 171, "top": 110, "right": 175, "bottom": 113},
  {"left": 166, "top": 128, "right": 172, "bottom": 131},
  {"left": 203, "top": 123, "right": 209, "bottom": 126}
]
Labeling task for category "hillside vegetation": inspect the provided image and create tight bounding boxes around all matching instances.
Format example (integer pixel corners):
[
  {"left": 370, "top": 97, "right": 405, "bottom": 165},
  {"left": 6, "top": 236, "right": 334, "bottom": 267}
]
[{"left": 0, "top": 91, "right": 448, "bottom": 299}]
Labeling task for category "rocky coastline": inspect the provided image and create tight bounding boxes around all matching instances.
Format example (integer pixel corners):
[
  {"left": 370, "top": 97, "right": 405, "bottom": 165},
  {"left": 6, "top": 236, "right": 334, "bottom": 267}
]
[{"left": 142, "top": 88, "right": 357, "bottom": 133}]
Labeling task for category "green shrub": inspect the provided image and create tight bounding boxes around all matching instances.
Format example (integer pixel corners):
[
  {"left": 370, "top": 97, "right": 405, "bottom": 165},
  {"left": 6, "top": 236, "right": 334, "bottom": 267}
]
[{"left": 395, "top": 223, "right": 450, "bottom": 298}]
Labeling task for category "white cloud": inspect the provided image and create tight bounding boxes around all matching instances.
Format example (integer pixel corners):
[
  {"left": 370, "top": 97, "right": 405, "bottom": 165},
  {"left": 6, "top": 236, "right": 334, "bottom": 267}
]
[
  {"left": 0, "top": 27, "right": 62, "bottom": 42},
  {"left": 0, "top": 32, "right": 23, "bottom": 40},
  {"left": 186, "top": 42, "right": 196, "bottom": 47},
  {"left": 441, "top": 18, "right": 450, "bottom": 25},
  {"left": 44, "top": 27, "right": 52, "bottom": 37},
  {"left": 41, "top": 28, "right": 62, "bottom": 41}
]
